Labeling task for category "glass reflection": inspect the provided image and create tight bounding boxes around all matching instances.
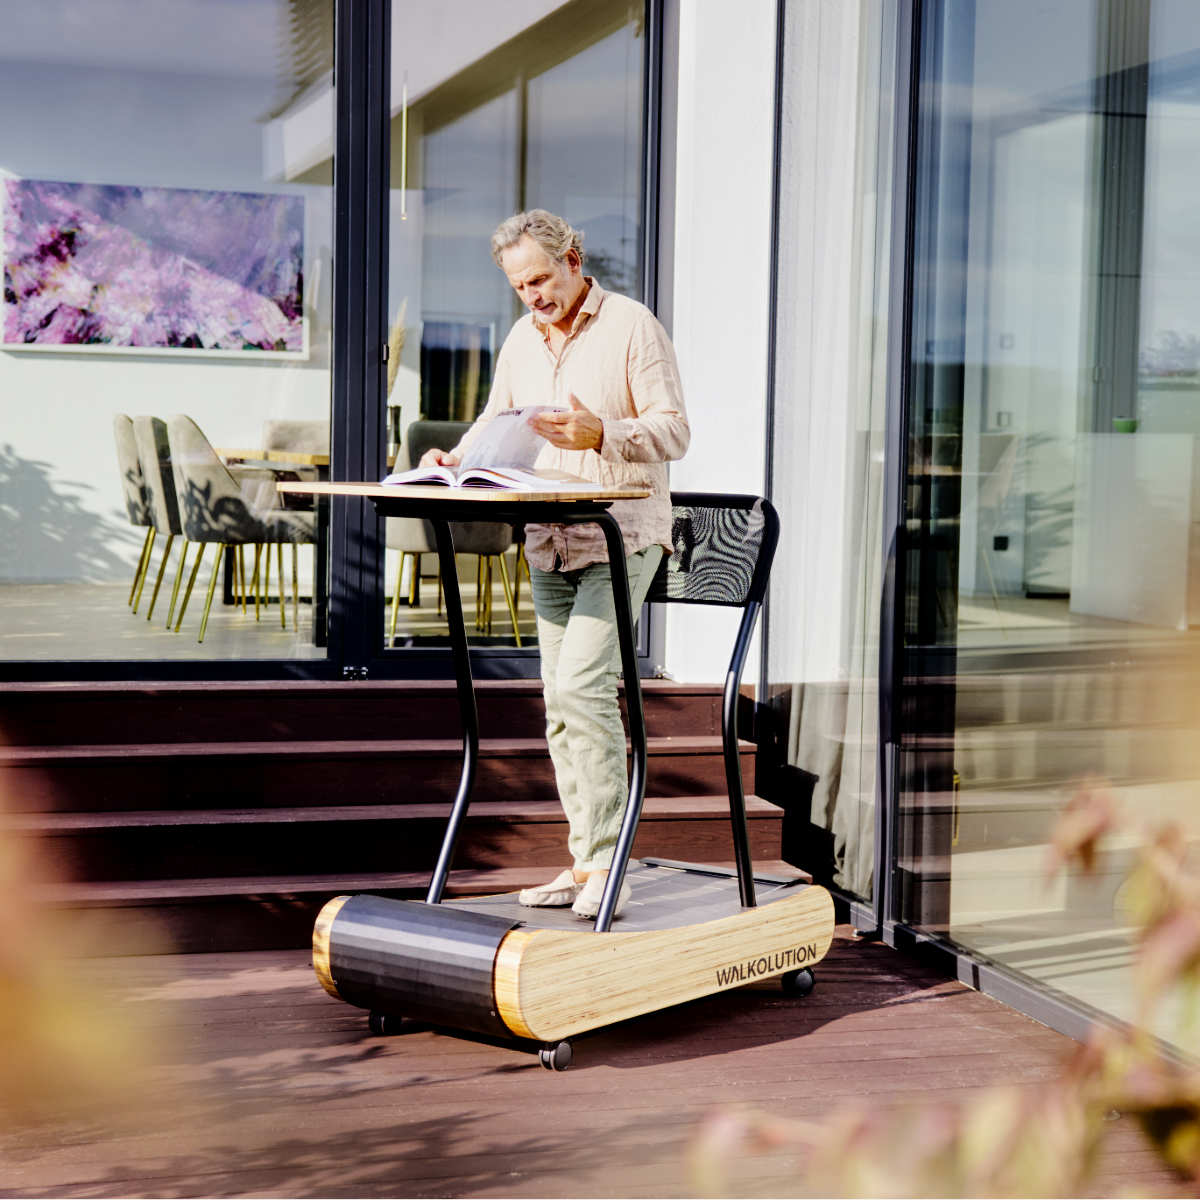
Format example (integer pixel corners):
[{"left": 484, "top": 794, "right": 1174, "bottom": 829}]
[
  {"left": 384, "top": 0, "right": 645, "bottom": 649},
  {"left": 0, "top": 0, "right": 333, "bottom": 660},
  {"left": 905, "top": 0, "right": 1200, "bottom": 1052}
]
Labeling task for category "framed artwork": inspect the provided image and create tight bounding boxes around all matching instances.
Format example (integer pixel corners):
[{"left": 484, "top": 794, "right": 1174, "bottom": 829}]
[{"left": 2, "top": 178, "right": 306, "bottom": 358}]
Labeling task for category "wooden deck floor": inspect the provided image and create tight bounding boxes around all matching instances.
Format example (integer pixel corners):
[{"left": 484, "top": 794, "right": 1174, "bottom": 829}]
[{"left": 0, "top": 930, "right": 1186, "bottom": 1199}]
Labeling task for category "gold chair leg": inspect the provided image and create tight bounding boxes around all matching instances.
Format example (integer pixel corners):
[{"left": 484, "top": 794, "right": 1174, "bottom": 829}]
[
  {"left": 292, "top": 543, "right": 300, "bottom": 631},
  {"left": 390, "top": 553, "right": 405, "bottom": 642},
  {"left": 485, "top": 557, "right": 495, "bottom": 633},
  {"left": 131, "top": 528, "right": 157, "bottom": 613},
  {"left": 174, "top": 542, "right": 207, "bottom": 632},
  {"left": 250, "top": 545, "right": 263, "bottom": 621},
  {"left": 474, "top": 556, "right": 482, "bottom": 631},
  {"left": 129, "top": 527, "right": 155, "bottom": 606},
  {"left": 237, "top": 546, "right": 247, "bottom": 613},
  {"left": 276, "top": 543, "right": 286, "bottom": 629},
  {"left": 145, "top": 533, "right": 175, "bottom": 621},
  {"left": 263, "top": 544, "right": 273, "bottom": 622},
  {"left": 197, "top": 544, "right": 225, "bottom": 643},
  {"left": 496, "top": 553, "right": 521, "bottom": 648},
  {"left": 166, "top": 540, "right": 190, "bottom": 628}
]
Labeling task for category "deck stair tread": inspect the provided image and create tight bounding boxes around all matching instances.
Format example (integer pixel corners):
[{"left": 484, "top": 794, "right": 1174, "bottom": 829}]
[
  {"left": 0, "top": 733, "right": 749, "bottom": 763},
  {"left": 33, "top": 859, "right": 807, "bottom": 905},
  {"left": 8, "top": 794, "right": 779, "bottom": 831},
  {"left": 2, "top": 680, "right": 772, "bottom": 950}
]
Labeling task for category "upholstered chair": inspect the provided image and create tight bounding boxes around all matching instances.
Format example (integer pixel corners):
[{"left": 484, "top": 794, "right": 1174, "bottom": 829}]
[
  {"left": 131, "top": 416, "right": 187, "bottom": 625},
  {"left": 261, "top": 419, "right": 328, "bottom": 458},
  {"left": 112, "top": 414, "right": 155, "bottom": 608},
  {"left": 386, "top": 420, "right": 522, "bottom": 645},
  {"left": 167, "top": 415, "right": 315, "bottom": 642}
]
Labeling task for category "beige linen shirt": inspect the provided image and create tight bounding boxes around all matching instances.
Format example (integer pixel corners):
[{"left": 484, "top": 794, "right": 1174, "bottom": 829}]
[{"left": 452, "top": 279, "right": 690, "bottom": 572}]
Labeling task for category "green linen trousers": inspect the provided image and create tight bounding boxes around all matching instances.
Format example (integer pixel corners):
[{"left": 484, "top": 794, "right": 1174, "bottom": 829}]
[{"left": 529, "top": 545, "right": 663, "bottom": 873}]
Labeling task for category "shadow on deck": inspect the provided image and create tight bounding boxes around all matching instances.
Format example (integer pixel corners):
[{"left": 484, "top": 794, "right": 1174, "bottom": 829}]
[{"left": 0, "top": 929, "right": 1187, "bottom": 1198}]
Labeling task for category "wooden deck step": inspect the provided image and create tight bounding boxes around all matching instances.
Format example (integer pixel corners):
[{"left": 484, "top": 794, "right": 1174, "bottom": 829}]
[
  {"left": 38, "top": 856, "right": 805, "bottom": 955},
  {"left": 3, "top": 679, "right": 765, "bottom": 953},
  {"left": 1, "top": 735, "right": 753, "bottom": 812},
  {"left": 7, "top": 794, "right": 779, "bottom": 830},
  {"left": 15, "top": 794, "right": 782, "bottom": 883},
  {"left": 0, "top": 679, "right": 725, "bottom": 745}
]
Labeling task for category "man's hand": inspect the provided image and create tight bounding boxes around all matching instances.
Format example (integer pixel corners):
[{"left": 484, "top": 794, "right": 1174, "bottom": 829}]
[
  {"left": 419, "top": 448, "right": 461, "bottom": 468},
  {"left": 529, "top": 394, "right": 603, "bottom": 452}
]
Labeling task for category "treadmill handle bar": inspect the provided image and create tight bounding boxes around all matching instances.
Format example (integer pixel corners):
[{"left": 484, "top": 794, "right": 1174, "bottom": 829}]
[
  {"left": 590, "top": 512, "right": 647, "bottom": 933},
  {"left": 724, "top": 598, "right": 762, "bottom": 909}
]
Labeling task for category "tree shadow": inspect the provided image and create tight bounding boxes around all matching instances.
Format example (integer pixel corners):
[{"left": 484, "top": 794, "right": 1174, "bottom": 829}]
[{"left": 0, "top": 442, "right": 138, "bottom": 582}]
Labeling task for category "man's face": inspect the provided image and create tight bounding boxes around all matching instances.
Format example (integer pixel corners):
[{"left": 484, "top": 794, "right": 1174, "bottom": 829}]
[{"left": 499, "top": 234, "right": 586, "bottom": 332}]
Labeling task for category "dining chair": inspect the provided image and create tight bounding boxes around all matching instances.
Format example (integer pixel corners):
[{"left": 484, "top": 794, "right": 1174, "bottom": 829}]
[
  {"left": 131, "top": 416, "right": 188, "bottom": 625},
  {"left": 167, "top": 415, "right": 316, "bottom": 643},
  {"left": 261, "top": 419, "right": 329, "bottom": 459},
  {"left": 261, "top": 418, "right": 329, "bottom": 611},
  {"left": 112, "top": 414, "right": 155, "bottom": 609},
  {"left": 386, "top": 420, "right": 522, "bottom": 646}
]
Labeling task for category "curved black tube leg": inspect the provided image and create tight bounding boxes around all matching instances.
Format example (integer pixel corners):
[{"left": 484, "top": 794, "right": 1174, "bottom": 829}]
[
  {"left": 425, "top": 519, "right": 478, "bottom": 904},
  {"left": 724, "top": 601, "right": 761, "bottom": 908},
  {"left": 591, "top": 512, "right": 647, "bottom": 933}
]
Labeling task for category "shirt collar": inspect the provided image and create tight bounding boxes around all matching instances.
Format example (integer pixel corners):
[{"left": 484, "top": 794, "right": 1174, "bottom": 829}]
[{"left": 536, "top": 276, "right": 606, "bottom": 342}]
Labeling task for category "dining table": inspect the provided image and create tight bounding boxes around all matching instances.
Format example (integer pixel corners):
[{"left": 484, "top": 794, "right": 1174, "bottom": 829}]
[
  {"left": 215, "top": 449, "right": 399, "bottom": 647},
  {"left": 217, "top": 448, "right": 334, "bottom": 645}
]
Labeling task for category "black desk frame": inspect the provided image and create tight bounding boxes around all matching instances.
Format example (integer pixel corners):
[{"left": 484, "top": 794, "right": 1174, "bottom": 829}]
[{"left": 366, "top": 492, "right": 643, "bottom": 933}]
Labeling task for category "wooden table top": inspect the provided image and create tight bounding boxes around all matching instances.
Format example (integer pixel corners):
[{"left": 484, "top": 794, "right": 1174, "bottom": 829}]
[
  {"left": 276, "top": 480, "right": 651, "bottom": 504},
  {"left": 217, "top": 447, "right": 331, "bottom": 467}
]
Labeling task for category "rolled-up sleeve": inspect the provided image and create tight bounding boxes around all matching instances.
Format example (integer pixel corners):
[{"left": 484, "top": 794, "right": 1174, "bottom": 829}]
[{"left": 600, "top": 314, "right": 690, "bottom": 464}]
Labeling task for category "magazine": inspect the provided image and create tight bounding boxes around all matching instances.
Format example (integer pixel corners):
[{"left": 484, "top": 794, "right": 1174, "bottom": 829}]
[{"left": 383, "top": 406, "right": 595, "bottom": 490}]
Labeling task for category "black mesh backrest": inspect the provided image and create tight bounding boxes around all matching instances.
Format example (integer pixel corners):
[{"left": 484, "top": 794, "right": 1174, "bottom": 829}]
[{"left": 646, "top": 492, "right": 779, "bottom": 609}]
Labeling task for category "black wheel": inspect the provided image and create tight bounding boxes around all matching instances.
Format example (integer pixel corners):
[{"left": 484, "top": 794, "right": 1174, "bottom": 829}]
[
  {"left": 781, "top": 968, "right": 815, "bottom": 997},
  {"left": 368, "top": 1011, "right": 402, "bottom": 1035},
  {"left": 538, "top": 1040, "right": 573, "bottom": 1071}
]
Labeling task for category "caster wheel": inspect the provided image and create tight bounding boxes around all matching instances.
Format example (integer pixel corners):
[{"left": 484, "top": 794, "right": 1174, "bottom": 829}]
[
  {"left": 538, "top": 1040, "right": 573, "bottom": 1071},
  {"left": 368, "top": 1011, "right": 403, "bottom": 1036},
  {"left": 781, "top": 968, "right": 815, "bottom": 997}
]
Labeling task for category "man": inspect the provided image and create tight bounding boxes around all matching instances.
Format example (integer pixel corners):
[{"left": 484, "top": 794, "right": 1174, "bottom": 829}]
[{"left": 422, "top": 209, "right": 689, "bottom": 919}]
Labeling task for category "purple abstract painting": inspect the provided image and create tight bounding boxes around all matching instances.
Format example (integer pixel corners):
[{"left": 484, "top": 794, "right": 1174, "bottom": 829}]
[{"left": 3, "top": 179, "right": 304, "bottom": 354}]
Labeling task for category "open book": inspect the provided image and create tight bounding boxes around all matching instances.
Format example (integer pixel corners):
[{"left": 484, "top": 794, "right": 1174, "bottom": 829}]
[
  {"left": 381, "top": 464, "right": 597, "bottom": 491},
  {"left": 382, "top": 406, "right": 595, "bottom": 490}
]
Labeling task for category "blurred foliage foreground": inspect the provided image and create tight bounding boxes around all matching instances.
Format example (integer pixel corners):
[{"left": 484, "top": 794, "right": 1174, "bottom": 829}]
[
  {"left": 0, "top": 791, "right": 168, "bottom": 1131},
  {"left": 689, "top": 781, "right": 1200, "bottom": 1197}
]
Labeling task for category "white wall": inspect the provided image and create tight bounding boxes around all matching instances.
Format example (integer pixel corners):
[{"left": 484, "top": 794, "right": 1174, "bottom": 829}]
[
  {"left": 0, "top": 54, "right": 332, "bottom": 584},
  {"left": 662, "top": 0, "right": 777, "bottom": 683}
]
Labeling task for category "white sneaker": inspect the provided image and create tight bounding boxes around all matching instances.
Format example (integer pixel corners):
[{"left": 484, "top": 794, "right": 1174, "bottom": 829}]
[
  {"left": 571, "top": 871, "right": 632, "bottom": 920},
  {"left": 518, "top": 869, "right": 583, "bottom": 908}
]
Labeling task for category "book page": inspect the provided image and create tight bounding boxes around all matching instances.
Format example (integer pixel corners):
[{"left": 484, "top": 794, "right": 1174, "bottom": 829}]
[
  {"left": 380, "top": 464, "right": 456, "bottom": 486},
  {"left": 457, "top": 467, "right": 599, "bottom": 490},
  {"left": 459, "top": 406, "right": 560, "bottom": 470}
]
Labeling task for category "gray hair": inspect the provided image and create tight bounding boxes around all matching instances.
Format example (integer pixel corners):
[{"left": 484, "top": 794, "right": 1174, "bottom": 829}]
[{"left": 491, "top": 209, "right": 584, "bottom": 267}]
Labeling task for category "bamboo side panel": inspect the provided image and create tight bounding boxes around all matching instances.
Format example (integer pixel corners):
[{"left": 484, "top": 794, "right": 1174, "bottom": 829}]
[{"left": 494, "top": 886, "right": 835, "bottom": 1042}]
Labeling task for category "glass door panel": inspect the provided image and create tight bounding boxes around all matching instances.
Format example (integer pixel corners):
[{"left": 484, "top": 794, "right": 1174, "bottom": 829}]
[
  {"left": 383, "top": 0, "right": 647, "bottom": 652},
  {"left": 904, "top": 0, "right": 1200, "bottom": 1052},
  {"left": 0, "top": 0, "right": 334, "bottom": 661}
]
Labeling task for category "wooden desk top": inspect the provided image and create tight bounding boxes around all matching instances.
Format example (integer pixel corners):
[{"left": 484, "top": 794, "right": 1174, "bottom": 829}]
[{"left": 277, "top": 481, "right": 650, "bottom": 504}]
